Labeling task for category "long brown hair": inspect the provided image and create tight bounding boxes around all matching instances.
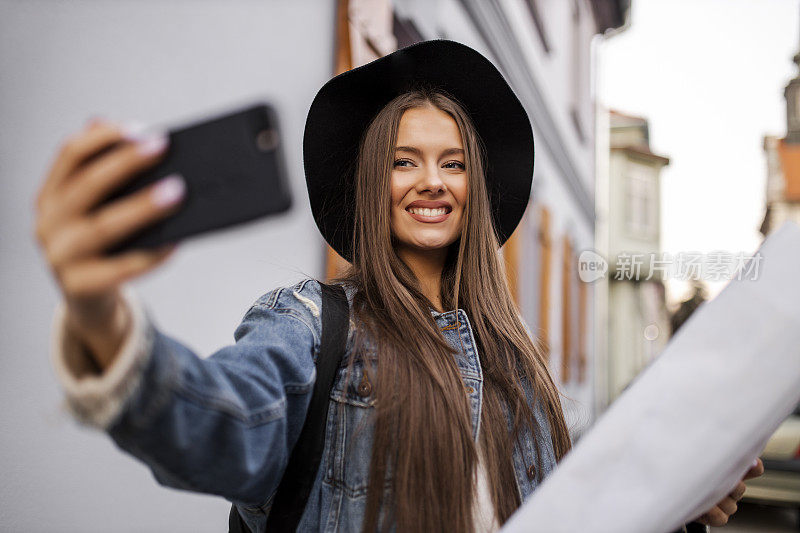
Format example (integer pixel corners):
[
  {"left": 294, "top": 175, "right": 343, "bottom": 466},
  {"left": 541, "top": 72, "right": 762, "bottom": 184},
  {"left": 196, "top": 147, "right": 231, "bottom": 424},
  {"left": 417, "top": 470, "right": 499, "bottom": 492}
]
[{"left": 332, "top": 88, "right": 571, "bottom": 532}]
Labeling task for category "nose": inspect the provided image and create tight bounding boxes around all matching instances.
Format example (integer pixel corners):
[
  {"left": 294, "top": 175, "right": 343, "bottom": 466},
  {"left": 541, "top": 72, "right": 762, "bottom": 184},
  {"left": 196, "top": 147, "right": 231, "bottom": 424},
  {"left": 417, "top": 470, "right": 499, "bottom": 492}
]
[{"left": 416, "top": 165, "right": 446, "bottom": 195}]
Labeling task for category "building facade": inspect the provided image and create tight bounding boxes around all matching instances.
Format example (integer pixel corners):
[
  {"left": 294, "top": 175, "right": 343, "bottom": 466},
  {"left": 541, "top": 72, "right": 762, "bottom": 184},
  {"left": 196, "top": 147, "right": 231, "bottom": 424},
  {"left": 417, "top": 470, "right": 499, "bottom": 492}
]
[
  {"left": 601, "top": 110, "right": 671, "bottom": 405},
  {"left": 760, "top": 44, "right": 800, "bottom": 236}
]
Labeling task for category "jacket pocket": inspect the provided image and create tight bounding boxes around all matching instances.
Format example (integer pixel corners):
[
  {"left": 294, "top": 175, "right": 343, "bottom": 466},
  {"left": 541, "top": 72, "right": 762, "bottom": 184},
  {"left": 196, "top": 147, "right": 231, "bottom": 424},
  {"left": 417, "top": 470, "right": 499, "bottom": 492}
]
[{"left": 324, "top": 358, "right": 390, "bottom": 499}]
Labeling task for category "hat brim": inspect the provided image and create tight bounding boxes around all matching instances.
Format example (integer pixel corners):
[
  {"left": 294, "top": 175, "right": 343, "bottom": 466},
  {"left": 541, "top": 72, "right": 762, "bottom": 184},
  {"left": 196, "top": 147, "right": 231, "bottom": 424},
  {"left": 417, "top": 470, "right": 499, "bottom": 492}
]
[{"left": 303, "top": 39, "right": 534, "bottom": 262}]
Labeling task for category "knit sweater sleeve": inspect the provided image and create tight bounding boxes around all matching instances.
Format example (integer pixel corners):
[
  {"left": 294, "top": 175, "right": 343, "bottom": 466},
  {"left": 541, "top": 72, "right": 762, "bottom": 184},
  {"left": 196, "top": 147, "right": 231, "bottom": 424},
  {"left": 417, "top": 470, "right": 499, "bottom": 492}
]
[{"left": 50, "top": 285, "right": 155, "bottom": 430}]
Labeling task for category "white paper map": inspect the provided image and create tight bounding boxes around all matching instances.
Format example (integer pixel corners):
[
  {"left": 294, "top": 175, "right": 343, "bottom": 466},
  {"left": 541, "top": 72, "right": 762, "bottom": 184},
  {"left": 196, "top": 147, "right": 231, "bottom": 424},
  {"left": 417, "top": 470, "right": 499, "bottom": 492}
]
[{"left": 502, "top": 220, "right": 800, "bottom": 533}]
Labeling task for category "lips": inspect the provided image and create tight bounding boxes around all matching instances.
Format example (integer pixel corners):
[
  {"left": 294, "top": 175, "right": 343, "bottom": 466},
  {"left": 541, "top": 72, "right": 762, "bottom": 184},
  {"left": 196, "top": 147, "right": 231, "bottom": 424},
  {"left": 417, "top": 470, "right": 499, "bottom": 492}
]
[{"left": 406, "top": 200, "right": 452, "bottom": 211}]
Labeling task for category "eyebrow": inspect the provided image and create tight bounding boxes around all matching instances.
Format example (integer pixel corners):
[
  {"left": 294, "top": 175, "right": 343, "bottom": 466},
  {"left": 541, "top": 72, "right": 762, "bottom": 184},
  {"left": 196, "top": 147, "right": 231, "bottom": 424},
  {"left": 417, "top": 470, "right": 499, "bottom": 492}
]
[{"left": 395, "top": 146, "right": 464, "bottom": 158}]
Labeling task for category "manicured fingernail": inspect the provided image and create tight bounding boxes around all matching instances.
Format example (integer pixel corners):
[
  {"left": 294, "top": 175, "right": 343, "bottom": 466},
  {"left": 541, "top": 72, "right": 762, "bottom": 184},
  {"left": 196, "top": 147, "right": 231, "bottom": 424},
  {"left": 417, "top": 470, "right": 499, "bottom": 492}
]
[
  {"left": 151, "top": 174, "right": 185, "bottom": 206},
  {"left": 136, "top": 133, "right": 169, "bottom": 156},
  {"left": 121, "top": 120, "right": 149, "bottom": 141},
  {"left": 752, "top": 459, "right": 759, "bottom": 468},
  {"left": 120, "top": 120, "right": 168, "bottom": 154}
]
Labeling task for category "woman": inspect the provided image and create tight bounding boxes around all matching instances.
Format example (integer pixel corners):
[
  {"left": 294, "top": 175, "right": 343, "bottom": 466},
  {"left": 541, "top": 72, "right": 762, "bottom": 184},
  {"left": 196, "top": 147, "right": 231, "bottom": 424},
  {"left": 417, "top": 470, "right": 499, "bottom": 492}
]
[{"left": 34, "top": 40, "right": 755, "bottom": 532}]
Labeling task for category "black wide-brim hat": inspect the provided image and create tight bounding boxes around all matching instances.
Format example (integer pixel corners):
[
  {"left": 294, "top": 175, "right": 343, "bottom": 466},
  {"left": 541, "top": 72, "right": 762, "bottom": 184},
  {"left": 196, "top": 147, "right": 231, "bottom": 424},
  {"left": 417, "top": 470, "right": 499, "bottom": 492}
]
[{"left": 303, "top": 39, "right": 534, "bottom": 262}]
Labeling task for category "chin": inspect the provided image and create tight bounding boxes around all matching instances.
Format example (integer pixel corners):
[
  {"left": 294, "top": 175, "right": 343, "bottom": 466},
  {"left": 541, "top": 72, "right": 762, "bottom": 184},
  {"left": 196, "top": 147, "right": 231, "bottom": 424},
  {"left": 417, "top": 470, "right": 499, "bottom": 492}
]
[
  {"left": 391, "top": 224, "right": 461, "bottom": 253},
  {"left": 411, "top": 242, "right": 449, "bottom": 251},
  {"left": 407, "top": 234, "right": 458, "bottom": 251}
]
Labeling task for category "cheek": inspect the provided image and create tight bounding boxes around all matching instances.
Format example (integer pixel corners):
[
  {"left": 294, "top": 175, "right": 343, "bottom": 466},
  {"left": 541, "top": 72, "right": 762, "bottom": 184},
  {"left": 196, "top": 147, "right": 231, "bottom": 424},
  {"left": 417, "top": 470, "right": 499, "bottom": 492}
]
[
  {"left": 452, "top": 182, "right": 468, "bottom": 212},
  {"left": 389, "top": 173, "right": 407, "bottom": 208},
  {"left": 389, "top": 175, "right": 406, "bottom": 231}
]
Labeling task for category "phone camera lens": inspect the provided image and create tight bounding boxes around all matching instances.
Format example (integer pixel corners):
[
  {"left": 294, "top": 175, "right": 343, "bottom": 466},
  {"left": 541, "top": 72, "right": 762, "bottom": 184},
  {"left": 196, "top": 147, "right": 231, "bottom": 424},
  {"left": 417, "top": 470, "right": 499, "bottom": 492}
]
[{"left": 256, "top": 129, "right": 279, "bottom": 152}]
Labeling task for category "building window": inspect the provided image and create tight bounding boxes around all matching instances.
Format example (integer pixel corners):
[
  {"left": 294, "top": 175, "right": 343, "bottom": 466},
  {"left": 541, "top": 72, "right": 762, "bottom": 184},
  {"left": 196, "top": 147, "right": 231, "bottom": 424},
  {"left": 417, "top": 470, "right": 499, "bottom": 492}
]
[
  {"left": 524, "top": 202, "right": 542, "bottom": 334},
  {"left": 569, "top": 0, "right": 586, "bottom": 143},
  {"left": 625, "top": 169, "right": 656, "bottom": 237},
  {"left": 561, "top": 235, "right": 573, "bottom": 383},
  {"left": 538, "top": 206, "right": 552, "bottom": 358}
]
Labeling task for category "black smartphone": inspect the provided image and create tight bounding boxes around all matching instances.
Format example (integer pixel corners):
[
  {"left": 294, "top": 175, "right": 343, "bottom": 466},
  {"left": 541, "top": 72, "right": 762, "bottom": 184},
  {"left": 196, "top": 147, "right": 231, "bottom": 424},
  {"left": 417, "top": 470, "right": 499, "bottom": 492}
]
[{"left": 99, "top": 102, "right": 292, "bottom": 255}]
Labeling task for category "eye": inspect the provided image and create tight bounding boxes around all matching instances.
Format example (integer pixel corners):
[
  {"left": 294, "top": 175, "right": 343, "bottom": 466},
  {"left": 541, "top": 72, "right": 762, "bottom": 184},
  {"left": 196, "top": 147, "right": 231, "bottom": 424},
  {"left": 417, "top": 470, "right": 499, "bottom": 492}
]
[
  {"left": 443, "top": 161, "right": 465, "bottom": 170},
  {"left": 393, "top": 159, "right": 414, "bottom": 168}
]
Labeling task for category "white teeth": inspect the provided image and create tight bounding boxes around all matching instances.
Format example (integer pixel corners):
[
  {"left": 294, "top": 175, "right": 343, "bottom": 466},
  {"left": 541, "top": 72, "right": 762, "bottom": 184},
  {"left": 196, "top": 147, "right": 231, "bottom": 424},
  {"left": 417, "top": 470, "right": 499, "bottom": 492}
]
[{"left": 408, "top": 207, "right": 447, "bottom": 217}]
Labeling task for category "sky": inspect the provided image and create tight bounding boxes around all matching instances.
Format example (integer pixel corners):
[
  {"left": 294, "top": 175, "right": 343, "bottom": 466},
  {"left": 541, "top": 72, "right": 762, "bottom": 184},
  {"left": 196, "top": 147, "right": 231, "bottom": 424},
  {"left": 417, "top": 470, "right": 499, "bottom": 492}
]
[{"left": 597, "top": 0, "right": 799, "bottom": 303}]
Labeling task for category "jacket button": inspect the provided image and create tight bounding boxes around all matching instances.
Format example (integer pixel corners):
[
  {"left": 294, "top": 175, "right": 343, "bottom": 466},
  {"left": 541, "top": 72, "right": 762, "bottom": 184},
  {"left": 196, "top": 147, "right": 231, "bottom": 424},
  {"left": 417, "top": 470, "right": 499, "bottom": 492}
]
[
  {"left": 465, "top": 386, "right": 475, "bottom": 394},
  {"left": 357, "top": 381, "right": 372, "bottom": 397},
  {"left": 526, "top": 463, "right": 536, "bottom": 481},
  {"left": 357, "top": 374, "right": 372, "bottom": 397}
]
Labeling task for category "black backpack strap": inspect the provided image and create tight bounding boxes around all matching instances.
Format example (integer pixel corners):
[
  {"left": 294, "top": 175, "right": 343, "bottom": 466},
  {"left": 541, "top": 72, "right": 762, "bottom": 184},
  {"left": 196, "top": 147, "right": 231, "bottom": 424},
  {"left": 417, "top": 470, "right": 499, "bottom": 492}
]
[
  {"left": 229, "top": 504, "right": 249, "bottom": 533},
  {"left": 229, "top": 282, "right": 349, "bottom": 532}
]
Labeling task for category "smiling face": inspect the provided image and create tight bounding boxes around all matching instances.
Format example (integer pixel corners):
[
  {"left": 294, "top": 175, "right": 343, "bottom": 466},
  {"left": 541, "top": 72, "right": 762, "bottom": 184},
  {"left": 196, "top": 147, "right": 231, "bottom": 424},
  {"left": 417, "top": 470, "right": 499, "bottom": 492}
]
[{"left": 390, "top": 104, "right": 468, "bottom": 256}]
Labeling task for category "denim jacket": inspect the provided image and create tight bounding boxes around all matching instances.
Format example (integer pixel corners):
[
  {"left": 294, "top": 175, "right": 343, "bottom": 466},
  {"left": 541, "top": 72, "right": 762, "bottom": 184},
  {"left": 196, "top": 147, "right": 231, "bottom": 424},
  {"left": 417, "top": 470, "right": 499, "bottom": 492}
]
[{"left": 51, "top": 278, "right": 559, "bottom": 532}]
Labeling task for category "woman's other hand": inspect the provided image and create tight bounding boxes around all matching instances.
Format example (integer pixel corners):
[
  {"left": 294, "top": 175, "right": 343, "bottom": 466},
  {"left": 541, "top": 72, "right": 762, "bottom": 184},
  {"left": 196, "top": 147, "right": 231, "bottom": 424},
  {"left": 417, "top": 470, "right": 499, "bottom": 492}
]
[
  {"left": 33, "top": 118, "right": 185, "bottom": 370},
  {"left": 694, "top": 458, "right": 765, "bottom": 527}
]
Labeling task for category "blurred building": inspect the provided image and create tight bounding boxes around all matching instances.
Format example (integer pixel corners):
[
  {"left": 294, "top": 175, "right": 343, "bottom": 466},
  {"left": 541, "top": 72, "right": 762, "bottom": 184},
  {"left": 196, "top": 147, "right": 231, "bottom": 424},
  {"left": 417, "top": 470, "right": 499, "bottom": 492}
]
[
  {"left": 327, "top": 0, "right": 630, "bottom": 438},
  {"left": 760, "top": 47, "right": 800, "bottom": 236},
  {"left": 598, "top": 110, "right": 670, "bottom": 405},
  {"left": 753, "top": 35, "right": 800, "bottom": 516}
]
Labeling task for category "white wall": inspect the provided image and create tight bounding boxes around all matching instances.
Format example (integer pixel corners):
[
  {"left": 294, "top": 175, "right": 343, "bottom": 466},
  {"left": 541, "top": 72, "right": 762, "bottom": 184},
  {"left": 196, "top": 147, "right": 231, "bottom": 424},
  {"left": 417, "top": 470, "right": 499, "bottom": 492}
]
[
  {"left": 501, "top": 0, "right": 596, "bottom": 186},
  {"left": 0, "top": 1, "right": 333, "bottom": 531}
]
